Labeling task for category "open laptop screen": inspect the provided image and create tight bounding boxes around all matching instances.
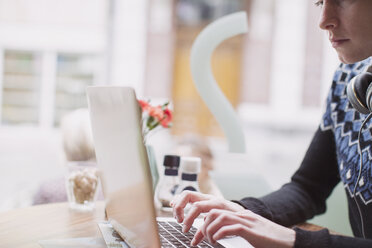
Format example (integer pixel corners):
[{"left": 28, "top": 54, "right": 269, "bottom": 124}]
[{"left": 87, "top": 86, "right": 160, "bottom": 247}]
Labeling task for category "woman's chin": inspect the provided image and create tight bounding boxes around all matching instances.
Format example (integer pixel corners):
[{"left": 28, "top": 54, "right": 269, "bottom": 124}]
[{"left": 337, "top": 51, "right": 372, "bottom": 64}]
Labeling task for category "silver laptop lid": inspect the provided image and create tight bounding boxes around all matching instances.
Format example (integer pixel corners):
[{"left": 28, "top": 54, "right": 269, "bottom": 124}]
[{"left": 87, "top": 86, "right": 160, "bottom": 248}]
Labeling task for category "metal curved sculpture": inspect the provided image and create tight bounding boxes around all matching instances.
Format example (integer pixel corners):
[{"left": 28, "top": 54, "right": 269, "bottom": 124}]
[{"left": 190, "top": 11, "right": 248, "bottom": 153}]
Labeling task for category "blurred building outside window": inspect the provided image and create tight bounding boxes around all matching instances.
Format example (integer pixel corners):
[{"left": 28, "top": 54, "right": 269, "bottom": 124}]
[
  {"left": 0, "top": 0, "right": 107, "bottom": 128},
  {"left": 0, "top": 51, "right": 100, "bottom": 127}
]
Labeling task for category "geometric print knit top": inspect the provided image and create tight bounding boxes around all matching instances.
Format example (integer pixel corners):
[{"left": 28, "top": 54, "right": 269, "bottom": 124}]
[{"left": 321, "top": 57, "right": 372, "bottom": 205}]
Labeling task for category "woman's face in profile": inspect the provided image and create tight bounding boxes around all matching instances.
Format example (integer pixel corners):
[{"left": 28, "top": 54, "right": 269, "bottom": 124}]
[{"left": 317, "top": 0, "right": 372, "bottom": 63}]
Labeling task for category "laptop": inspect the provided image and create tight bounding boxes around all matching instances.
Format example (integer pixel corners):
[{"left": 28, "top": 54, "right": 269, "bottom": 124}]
[{"left": 86, "top": 86, "right": 252, "bottom": 248}]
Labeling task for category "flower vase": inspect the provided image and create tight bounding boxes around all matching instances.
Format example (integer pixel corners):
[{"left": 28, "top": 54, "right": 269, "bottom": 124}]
[{"left": 146, "top": 145, "right": 159, "bottom": 192}]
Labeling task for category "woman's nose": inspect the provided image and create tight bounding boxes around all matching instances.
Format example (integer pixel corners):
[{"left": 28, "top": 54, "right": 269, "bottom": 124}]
[{"left": 318, "top": 3, "right": 339, "bottom": 30}]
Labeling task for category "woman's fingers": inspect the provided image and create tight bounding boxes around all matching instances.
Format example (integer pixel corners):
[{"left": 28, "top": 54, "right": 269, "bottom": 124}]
[
  {"left": 190, "top": 209, "right": 257, "bottom": 246},
  {"left": 200, "top": 209, "right": 295, "bottom": 248},
  {"left": 203, "top": 210, "right": 251, "bottom": 244},
  {"left": 171, "top": 191, "right": 209, "bottom": 223},
  {"left": 190, "top": 228, "right": 205, "bottom": 246},
  {"left": 212, "top": 223, "right": 250, "bottom": 243},
  {"left": 171, "top": 191, "right": 245, "bottom": 226},
  {"left": 182, "top": 201, "right": 211, "bottom": 232},
  {"left": 183, "top": 200, "right": 230, "bottom": 233},
  {"left": 170, "top": 191, "right": 256, "bottom": 247}
]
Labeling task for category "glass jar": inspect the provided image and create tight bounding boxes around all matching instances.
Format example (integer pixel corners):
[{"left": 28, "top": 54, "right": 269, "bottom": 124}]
[{"left": 65, "top": 161, "right": 100, "bottom": 211}]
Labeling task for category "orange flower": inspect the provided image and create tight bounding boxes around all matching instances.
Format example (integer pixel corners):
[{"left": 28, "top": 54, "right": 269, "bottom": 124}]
[
  {"left": 138, "top": 99, "right": 150, "bottom": 111},
  {"left": 138, "top": 99, "right": 172, "bottom": 140},
  {"left": 148, "top": 106, "right": 164, "bottom": 121},
  {"left": 160, "top": 108, "right": 172, "bottom": 128}
]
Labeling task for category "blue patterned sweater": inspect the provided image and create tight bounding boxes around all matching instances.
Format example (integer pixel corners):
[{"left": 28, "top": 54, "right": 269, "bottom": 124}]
[
  {"left": 236, "top": 57, "right": 372, "bottom": 247},
  {"left": 322, "top": 57, "right": 372, "bottom": 205}
]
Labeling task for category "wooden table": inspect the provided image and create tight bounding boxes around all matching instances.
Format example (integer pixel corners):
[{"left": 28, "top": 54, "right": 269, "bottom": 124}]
[
  {"left": 0, "top": 201, "right": 327, "bottom": 248},
  {"left": 0, "top": 202, "right": 106, "bottom": 248}
]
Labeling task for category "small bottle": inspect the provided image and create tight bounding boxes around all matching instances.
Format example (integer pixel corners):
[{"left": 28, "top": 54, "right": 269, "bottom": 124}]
[
  {"left": 176, "top": 157, "right": 201, "bottom": 194},
  {"left": 155, "top": 155, "right": 180, "bottom": 208}
]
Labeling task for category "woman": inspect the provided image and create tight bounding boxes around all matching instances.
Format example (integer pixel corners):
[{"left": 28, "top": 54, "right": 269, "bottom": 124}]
[{"left": 171, "top": 0, "right": 372, "bottom": 247}]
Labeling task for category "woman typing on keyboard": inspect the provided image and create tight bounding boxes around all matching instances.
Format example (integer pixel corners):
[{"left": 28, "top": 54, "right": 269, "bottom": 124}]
[{"left": 171, "top": 1, "right": 372, "bottom": 247}]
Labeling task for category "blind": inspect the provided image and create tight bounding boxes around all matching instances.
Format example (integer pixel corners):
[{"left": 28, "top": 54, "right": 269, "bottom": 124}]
[
  {"left": 1, "top": 50, "right": 41, "bottom": 125},
  {"left": 54, "top": 54, "right": 96, "bottom": 126}
]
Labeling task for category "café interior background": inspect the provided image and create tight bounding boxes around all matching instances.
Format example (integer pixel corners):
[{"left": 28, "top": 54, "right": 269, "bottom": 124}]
[{"left": 0, "top": 0, "right": 340, "bottom": 212}]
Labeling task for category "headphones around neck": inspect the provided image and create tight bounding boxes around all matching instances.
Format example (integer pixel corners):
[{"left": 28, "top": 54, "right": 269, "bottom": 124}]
[
  {"left": 345, "top": 68, "right": 372, "bottom": 239},
  {"left": 347, "top": 72, "right": 372, "bottom": 114}
]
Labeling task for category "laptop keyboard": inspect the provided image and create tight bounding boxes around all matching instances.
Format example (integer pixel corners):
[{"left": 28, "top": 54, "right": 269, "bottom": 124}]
[{"left": 157, "top": 221, "right": 224, "bottom": 248}]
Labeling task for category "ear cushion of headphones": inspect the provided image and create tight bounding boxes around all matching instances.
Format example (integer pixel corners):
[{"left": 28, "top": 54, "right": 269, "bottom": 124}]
[
  {"left": 347, "top": 75, "right": 370, "bottom": 114},
  {"left": 363, "top": 72, "right": 372, "bottom": 110}
]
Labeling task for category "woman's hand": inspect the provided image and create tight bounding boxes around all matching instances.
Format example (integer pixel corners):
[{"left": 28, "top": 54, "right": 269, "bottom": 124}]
[
  {"left": 192, "top": 209, "right": 295, "bottom": 248},
  {"left": 170, "top": 191, "right": 244, "bottom": 233}
]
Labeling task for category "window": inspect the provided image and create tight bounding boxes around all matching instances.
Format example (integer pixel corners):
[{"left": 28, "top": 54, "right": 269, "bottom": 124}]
[
  {"left": 1, "top": 50, "right": 41, "bottom": 125},
  {"left": 54, "top": 54, "right": 96, "bottom": 126},
  {"left": 0, "top": 51, "right": 100, "bottom": 127}
]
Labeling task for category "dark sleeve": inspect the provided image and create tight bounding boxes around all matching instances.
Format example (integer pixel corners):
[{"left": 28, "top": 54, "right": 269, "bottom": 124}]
[
  {"left": 233, "top": 127, "right": 372, "bottom": 247},
  {"left": 236, "top": 127, "right": 340, "bottom": 227},
  {"left": 294, "top": 228, "right": 372, "bottom": 248}
]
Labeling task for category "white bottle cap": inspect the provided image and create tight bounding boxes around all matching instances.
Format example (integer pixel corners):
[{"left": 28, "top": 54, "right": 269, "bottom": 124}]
[{"left": 180, "top": 157, "right": 201, "bottom": 174}]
